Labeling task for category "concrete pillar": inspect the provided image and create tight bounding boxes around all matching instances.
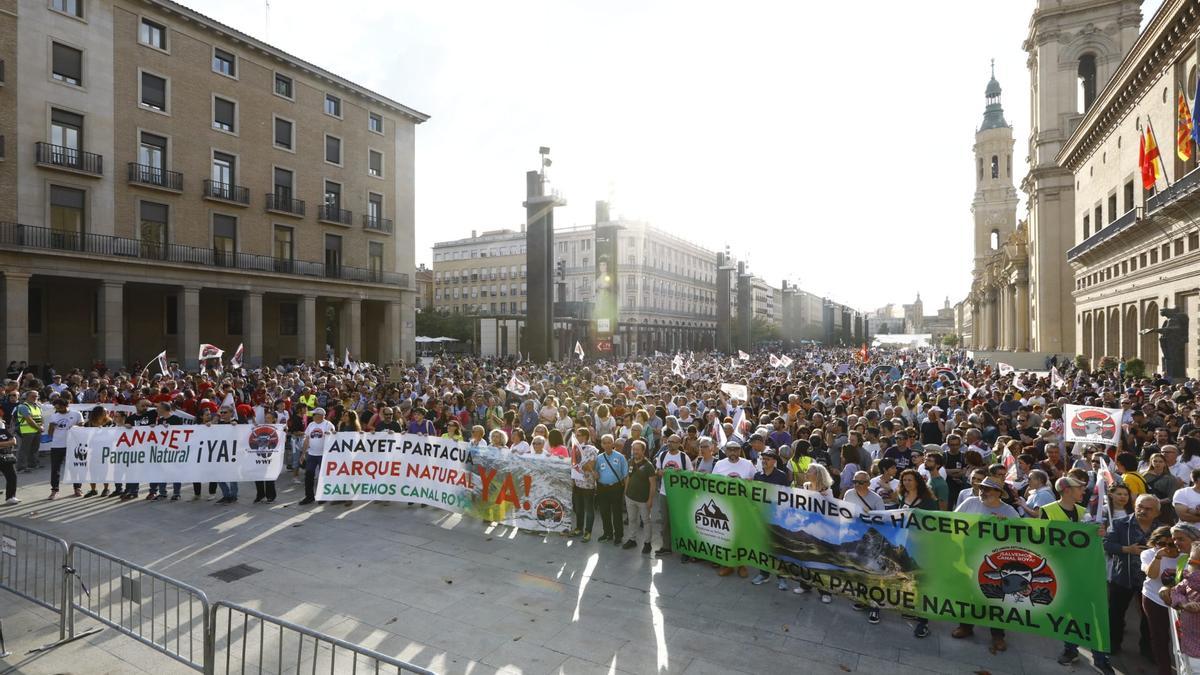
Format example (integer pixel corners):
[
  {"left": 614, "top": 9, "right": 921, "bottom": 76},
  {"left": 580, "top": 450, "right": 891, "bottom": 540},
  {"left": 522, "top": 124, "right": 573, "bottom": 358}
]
[
  {"left": 180, "top": 285, "right": 200, "bottom": 371},
  {"left": 1005, "top": 286, "right": 1018, "bottom": 352},
  {"left": 245, "top": 291, "right": 263, "bottom": 369},
  {"left": 4, "top": 272, "right": 31, "bottom": 366},
  {"left": 100, "top": 280, "right": 124, "bottom": 369},
  {"left": 298, "top": 295, "right": 317, "bottom": 364},
  {"left": 1015, "top": 281, "right": 1030, "bottom": 352},
  {"left": 341, "top": 297, "right": 362, "bottom": 359},
  {"left": 384, "top": 301, "right": 401, "bottom": 364}
]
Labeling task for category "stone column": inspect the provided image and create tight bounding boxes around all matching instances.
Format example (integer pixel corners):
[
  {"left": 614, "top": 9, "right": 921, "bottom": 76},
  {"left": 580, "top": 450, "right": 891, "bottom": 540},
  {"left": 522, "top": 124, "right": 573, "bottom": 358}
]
[
  {"left": 1015, "top": 280, "right": 1030, "bottom": 352},
  {"left": 100, "top": 280, "right": 124, "bottom": 369},
  {"left": 4, "top": 272, "right": 30, "bottom": 365},
  {"left": 245, "top": 291, "right": 263, "bottom": 369},
  {"left": 341, "top": 297, "right": 362, "bottom": 359},
  {"left": 180, "top": 285, "right": 200, "bottom": 371},
  {"left": 1006, "top": 286, "right": 1018, "bottom": 352},
  {"left": 383, "top": 301, "right": 401, "bottom": 364},
  {"left": 298, "top": 295, "right": 317, "bottom": 364}
]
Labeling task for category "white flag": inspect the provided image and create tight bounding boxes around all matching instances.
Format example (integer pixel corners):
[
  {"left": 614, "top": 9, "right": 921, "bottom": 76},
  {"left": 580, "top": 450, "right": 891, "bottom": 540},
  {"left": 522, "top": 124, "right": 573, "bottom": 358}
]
[
  {"left": 344, "top": 348, "right": 351, "bottom": 370},
  {"left": 730, "top": 407, "right": 749, "bottom": 442},
  {"left": 960, "top": 378, "right": 977, "bottom": 398},
  {"left": 738, "top": 350, "right": 750, "bottom": 361},
  {"left": 1050, "top": 366, "right": 1065, "bottom": 390},
  {"left": 221, "top": 392, "right": 235, "bottom": 409},
  {"left": 230, "top": 343, "right": 245, "bottom": 369},
  {"left": 778, "top": 355, "right": 793, "bottom": 368},
  {"left": 505, "top": 373, "right": 531, "bottom": 397},
  {"left": 768, "top": 354, "right": 781, "bottom": 368},
  {"left": 1063, "top": 404, "right": 1123, "bottom": 446},
  {"left": 154, "top": 350, "right": 169, "bottom": 375},
  {"left": 720, "top": 383, "right": 748, "bottom": 401},
  {"left": 998, "top": 362, "right": 1014, "bottom": 376},
  {"left": 575, "top": 341, "right": 585, "bottom": 361},
  {"left": 198, "top": 343, "right": 224, "bottom": 361}
]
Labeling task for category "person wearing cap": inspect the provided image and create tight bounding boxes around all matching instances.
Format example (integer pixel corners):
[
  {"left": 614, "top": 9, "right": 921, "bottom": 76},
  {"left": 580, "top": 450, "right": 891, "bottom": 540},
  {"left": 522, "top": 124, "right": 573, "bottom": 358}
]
[
  {"left": 299, "top": 407, "right": 335, "bottom": 505},
  {"left": 655, "top": 433, "right": 692, "bottom": 559},
  {"left": 882, "top": 430, "right": 917, "bottom": 472},
  {"left": 713, "top": 441, "right": 755, "bottom": 578},
  {"left": 750, "top": 448, "right": 791, "bottom": 590},
  {"left": 952, "top": 476, "right": 1017, "bottom": 652},
  {"left": 1046, "top": 474, "right": 1095, "bottom": 665}
]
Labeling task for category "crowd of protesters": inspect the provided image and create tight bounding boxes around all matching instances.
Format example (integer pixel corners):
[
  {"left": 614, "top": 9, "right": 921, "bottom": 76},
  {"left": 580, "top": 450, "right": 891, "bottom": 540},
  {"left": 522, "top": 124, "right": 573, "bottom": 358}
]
[{"left": 3, "top": 345, "right": 1200, "bottom": 673}]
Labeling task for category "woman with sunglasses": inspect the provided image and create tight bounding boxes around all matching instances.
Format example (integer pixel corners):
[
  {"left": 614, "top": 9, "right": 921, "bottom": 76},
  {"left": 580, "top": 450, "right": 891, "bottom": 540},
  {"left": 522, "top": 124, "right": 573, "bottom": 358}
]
[{"left": 1140, "top": 525, "right": 1186, "bottom": 675}]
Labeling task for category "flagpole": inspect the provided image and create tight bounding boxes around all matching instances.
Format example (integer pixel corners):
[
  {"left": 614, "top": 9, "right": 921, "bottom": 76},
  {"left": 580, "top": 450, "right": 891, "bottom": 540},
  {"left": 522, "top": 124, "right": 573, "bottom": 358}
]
[{"left": 1147, "top": 115, "right": 1172, "bottom": 187}]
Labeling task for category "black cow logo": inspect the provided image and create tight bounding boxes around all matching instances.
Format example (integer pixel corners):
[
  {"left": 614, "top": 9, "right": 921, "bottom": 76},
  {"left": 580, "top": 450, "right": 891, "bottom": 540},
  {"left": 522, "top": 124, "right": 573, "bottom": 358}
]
[
  {"left": 977, "top": 547, "right": 1057, "bottom": 606},
  {"left": 1069, "top": 408, "right": 1117, "bottom": 441},
  {"left": 247, "top": 425, "right": 281, "bottom": 459}
]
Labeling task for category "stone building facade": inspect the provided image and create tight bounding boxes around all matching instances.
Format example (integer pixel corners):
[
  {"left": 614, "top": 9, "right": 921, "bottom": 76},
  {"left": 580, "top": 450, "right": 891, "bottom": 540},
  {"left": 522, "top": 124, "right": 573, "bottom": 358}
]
[{"left": 0, "top": 0, "right": 426, "bottom": 370}]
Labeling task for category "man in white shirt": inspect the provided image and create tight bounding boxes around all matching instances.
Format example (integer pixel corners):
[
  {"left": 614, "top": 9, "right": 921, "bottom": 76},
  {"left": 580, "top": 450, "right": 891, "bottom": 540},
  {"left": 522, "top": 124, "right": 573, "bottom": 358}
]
[
  {"left": 299, "top": 408, "right": 336, "bottom": 505},
  {"left": 713, "top": 441, "right": 756, "bottom": 479},
  {"left": 1164, "top": 445, "right": 1192, "bottom": 486},
  {"left": 656, "top": 434, "right": 694, "bottom": 558},
  {"left": 1174, "top": 468, "right": 1200, "bottom": 523},
  {"left": 46, "top": 398, "right": 82, "bottom": 498}
]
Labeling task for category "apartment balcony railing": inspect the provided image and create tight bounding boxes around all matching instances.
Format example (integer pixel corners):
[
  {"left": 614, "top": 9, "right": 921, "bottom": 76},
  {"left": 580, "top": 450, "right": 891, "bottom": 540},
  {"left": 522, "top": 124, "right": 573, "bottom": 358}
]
[
  {"left": 127, "top": 163, "right": 183, "bottom": 192},
  {"left": 1066, "top": 207, "right": 1139, "bottom": 261},
  {"left": 35, "top": 142, "right": 103, "bottom": 176},
  {"left": 0, "top": 222, "right": 409, "bottom": 287},
  {"left": 203, "top": 179, "right": 250, "bottom": 205},
  {"left": 318, "top": 205, "right": 353, "bottom": 225},
  {"left": 265, "top": 193, "right": 306, "bottom": 217},
  {"left": 363, "top": 214, "right": 393, "bottom": 234}
]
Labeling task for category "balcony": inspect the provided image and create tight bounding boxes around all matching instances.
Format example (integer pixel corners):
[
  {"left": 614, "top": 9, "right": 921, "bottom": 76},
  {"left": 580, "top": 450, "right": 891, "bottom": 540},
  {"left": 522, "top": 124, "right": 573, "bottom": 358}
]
[
  {"left": 318, "top": 204, "right": 353, "bottom": 226},
  {"left": 363, "top": 214, "right": 393, "bottom": 234},
  {"left": 1147, "top": 165, "right": 1200, "bottom": 213},
  {"left": 265, "top": 193, "right": 306, "bottom": 217},
  {"left": 0, "top": 222, "right": 410, "bottom": 287},
  {"left": 127, "top": 163, "right": 183, "bottom": 192},
  {"left": 35, "top": 142, "right": 103, "bottom": 177},
  {"left": 1067, "top": 207, "right": 1140, "bottom": 261},
  {"left": 203, "top": 179, "right": 250, "bottom": 206}
]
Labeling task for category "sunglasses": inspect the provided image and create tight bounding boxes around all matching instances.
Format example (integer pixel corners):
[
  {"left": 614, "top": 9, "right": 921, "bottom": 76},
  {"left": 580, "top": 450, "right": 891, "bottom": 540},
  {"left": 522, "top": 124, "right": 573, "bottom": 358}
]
[{"left": 852, "top": 480, "right": 869, "bottom": 485}]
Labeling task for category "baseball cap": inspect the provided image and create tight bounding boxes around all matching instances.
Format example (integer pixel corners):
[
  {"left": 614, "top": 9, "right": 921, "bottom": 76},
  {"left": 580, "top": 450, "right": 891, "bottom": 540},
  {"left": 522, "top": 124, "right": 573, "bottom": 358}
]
[
  {"left": 1055, "top": 476, "right": 1086, "bottom": 490},
  {"left": 978, "top": 477, "right": 1006, "bottom": 492},
  {"left": 312, "top": 407, "right": 326, "bottom": 416},
  {"left": 761, "top": 448, "right": 779, "bottom": 459}
]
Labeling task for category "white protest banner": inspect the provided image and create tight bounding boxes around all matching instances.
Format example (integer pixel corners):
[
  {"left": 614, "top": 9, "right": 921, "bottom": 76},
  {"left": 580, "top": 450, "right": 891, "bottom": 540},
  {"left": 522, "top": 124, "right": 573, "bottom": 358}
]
[
  {"left": 778, "top": 355, "right": 794, "bottom": 368},
  {"left": 738, "top": 350, "right": 750, "bottom": 361},
  {"left": 63, "top": 424, "right": 285, "bottom": 483},
  {"left": 505, "top": 374, "right": 531, "bottom": 397},
  {"left": 768, "top": 354, "right": 781, "bottom": 368},
  {"left": 720, "top": 383, "right": 748, "bottom": 401},
  {"left": 317, "top": 433, "right": 574, "bottom": 531},
  {"left": 1063, "top": 404, "right": 1123, "bottom": 446},
  {"left": 997, "top": 362, "right": 1014, "bottom": 376},
  {"left": 1050, "top": 366, "right": 1066, "bottom": 389}
]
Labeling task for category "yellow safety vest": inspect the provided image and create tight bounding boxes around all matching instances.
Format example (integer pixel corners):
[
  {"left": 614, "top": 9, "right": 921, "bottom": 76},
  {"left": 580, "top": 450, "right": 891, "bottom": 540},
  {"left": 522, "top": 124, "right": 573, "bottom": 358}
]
[
  {"left": 1041, "top": 501, "right": 1086, "bottom": 522},
  {"left": 18, "top": 403, "right": 41, "bottom": 435},
  {"left": 300, "top": 394, "right": 317, "bottom": 410}
]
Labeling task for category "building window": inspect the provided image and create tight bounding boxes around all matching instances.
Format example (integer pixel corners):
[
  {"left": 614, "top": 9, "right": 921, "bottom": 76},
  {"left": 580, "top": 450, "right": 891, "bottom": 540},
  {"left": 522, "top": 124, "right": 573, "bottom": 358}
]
[
  {"left": 325, "top": 135, "right": 341, "bottom": 165},
  {"left": 274, "top": 117, "right": 293, "bottom": 150},
  {"left": 324, "top": 181, "right": 341, "bottom": 211},
  {"left": 279, "top": 302, "right": 298, "bottom": 336},
  {"left": 212, "top": 48, "right": 236, "bottom": 77},
  {"left": 165, "top": 295, "right": 178, "bottom": 335},
  {"left": 989, "top": 229, "right": 999, "bottom": 250},
  {"left": 138, "top": 132, "right": 167, "bottom": 180},
  {"left": 211, "top": 151, "right": 235, "bottom": 187},
  {"left": 273, "top": 167, "right": 293, "bottom": 201},
  {"left": 213, "top": 96, "right": 235, "bottom": 132},
  {"left": 368, "top": 193, "right": 382, "bottom": 221},
  {"left": 1077, "top": 54, "right": 1097, "bottom": 114},
  {"left": 1124, "top": 180, "right": 1135, "bottom": 212},
  {"left": 1082, "top": 214, "right": 1090, "bottom": 240},
  {"left": 226, "top": 298, "right": 243, "bottom": 335},
  {"left": 1107, "top": 194, "right": 1117, "bottom": 223},
  {"left": 324, "top": 234, "right": 342, "bottom": 277},
  {"left": 990, "top": 155, "right": 998, "bottom": 179},
  {"left": 140, "top": 71, "right": 167, "bottom": 111},
  {"left": 51, "top": 42, "right": 82, "bottom": 86},
  {"left": 139, "top": 18, "right": 166, "bottom": 50},
  {"left": 274, "top": 73, "right": 293, "bottom": 99},
  {"left": 139, "top": 200, "right": 168, "bottom": 257},
  {"left": 369, "top": 149, "right": 383, "bottom": 177},
  {"left": 369, "top": 112, "right": 383, "bottom": 134},
  {"left": 1094, "top": 205, "right": 1102, "bottom": 231},
  {"left": 369, "top": 241, "right": 384, "bottom": 280},
  {"left": 213, "top": 214, "right": 236, "bottom": 266},
  {"left": 324, "top": 94, "right": 341, "bottom": 117},
  {"left": 273, "top": 224, "right": 293, "bottom": 261},
  {"left": 50, "top": 0, "right": 82, "bottom": 18},
  {"left": 49, "top": 185, "right": 85, "bottom": 248}
]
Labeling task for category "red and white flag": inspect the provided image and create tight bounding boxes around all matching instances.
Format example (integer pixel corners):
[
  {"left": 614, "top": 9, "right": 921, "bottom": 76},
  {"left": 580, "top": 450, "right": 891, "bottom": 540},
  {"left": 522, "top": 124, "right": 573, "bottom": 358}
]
[
  {"left": 198, "top": 344, "right": 224, "bottom": 361},
  {"left": 737, "top": 350, "right": 750, "bottom": 361},
  {"left": 768, "top": 354, "right": 781, "bottom": 368},
  {"left": 154, "top": 349, "right": 169, "bottom": 375},
  {"left": 229, "top": 343, "right": 244, "bottom": 369}
]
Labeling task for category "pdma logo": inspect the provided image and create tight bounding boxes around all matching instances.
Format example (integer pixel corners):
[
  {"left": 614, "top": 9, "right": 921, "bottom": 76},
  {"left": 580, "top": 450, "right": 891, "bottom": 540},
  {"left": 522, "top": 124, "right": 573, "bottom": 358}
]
[
  {"left": 72, "top": 443, "right": 88, "bottom": 462},
  {"left": 693, "top": 498, "right": 732, "bottom": 544}
]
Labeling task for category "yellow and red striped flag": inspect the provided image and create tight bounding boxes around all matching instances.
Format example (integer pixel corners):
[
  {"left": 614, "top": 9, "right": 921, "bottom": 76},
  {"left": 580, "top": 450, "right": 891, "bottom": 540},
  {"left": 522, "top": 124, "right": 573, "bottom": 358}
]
[{"left": 1178, "top": 90, "right": 1194, "bottom": 161}]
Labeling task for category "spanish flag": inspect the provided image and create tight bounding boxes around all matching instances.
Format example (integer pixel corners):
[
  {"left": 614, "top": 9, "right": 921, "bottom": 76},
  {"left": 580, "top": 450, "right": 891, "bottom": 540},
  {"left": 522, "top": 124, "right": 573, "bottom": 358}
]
[
  {"left": 1142, "top": 121, "right": 1163, "bottom": 190},
  {"left": 1178, "top": 90, "right": 1194, "bottom": 161}
]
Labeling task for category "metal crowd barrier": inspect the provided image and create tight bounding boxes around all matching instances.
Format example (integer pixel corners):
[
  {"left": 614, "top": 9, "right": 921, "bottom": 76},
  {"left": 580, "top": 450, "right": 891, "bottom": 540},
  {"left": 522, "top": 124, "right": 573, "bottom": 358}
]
[
  {"left": 1170, "top": 607, "right": 1195, "bottom": 675},
  {"left": 209, "top": 601, "right": 435, "bottom": 675},
  {"left": 0, "top": 520, "right": 68, "bottom": 620},
  {"left": 64, "top": 542, "right": 210, "bottom": 671}
]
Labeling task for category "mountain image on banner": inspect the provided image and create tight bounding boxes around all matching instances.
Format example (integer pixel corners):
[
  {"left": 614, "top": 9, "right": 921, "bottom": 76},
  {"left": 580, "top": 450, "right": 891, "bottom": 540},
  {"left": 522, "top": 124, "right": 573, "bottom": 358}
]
[{"left": 768, "top": 522, "right": 917, "bottom": 576}]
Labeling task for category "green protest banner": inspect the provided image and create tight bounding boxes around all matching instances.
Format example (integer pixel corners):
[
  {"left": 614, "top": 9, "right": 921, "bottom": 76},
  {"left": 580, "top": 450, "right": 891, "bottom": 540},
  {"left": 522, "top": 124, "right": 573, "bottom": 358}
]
[{"left": 665, "top": 471, "right": 1109, "bottom": 651}]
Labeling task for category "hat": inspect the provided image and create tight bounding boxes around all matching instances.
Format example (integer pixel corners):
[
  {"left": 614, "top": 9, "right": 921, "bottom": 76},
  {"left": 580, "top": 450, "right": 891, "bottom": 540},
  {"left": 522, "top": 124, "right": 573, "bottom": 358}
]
[
  {"left": 1055, "top": 476, "right": 1086, "bottom": 491},
  {"left": 761, "top": 448, "right": 779, "bottom": 459},
  {"left": 724, "top": 440, "right": 742, "bottom": 450},
  {"left": 312, "top": 407, "right": 326, "bottom": 416},
  {"left": 978, "top": 477, "right": 1006, "bottom": 492}
]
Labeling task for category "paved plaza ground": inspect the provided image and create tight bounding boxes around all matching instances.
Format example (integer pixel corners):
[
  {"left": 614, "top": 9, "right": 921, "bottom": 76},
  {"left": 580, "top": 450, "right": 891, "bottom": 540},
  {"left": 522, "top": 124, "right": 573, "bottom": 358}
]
[{"left": 0, "top": 466, "right": 1162, "bottom": 674}]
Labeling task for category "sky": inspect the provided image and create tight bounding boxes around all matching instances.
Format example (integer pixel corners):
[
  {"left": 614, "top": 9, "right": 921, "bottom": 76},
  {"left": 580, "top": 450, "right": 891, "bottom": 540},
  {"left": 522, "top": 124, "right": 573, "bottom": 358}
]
[{"left": 190, "top": 0, "right": 1163, "bottom": 313}]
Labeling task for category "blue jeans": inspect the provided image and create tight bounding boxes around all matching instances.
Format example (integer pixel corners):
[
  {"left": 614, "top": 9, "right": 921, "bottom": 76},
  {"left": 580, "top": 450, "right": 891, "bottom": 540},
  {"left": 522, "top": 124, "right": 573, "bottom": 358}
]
[
  {"left": 218, "top": 482, "right": 239, "bottom": 500},
  {"left": 148, "top": 482, "right": 167, "bottom": 496},
  {"left": 123, "top": 482, "right": 139, "bottom": 496}
]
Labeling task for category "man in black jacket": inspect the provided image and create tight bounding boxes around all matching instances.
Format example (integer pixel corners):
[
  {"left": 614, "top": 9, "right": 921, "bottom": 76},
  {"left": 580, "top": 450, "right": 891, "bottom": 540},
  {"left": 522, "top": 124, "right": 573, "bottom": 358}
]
[{"left": 1096, "top": 494, "right": 1165, "bottom": 670}]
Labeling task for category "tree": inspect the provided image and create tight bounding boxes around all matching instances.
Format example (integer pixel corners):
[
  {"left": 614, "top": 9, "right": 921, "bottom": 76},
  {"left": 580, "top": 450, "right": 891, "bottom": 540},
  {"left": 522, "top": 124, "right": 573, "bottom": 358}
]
[
  {"left": 878, "top": 323, "right": 891, "bottom": 334},
  {"left": 415, "top": 310, "right": 473, "bottom": 343},
  {"left": 750, "top": 316, "right": 780, "bottom": 344},
  {"left": 941, "top": 334, "right": 959, "bottom": 347}
]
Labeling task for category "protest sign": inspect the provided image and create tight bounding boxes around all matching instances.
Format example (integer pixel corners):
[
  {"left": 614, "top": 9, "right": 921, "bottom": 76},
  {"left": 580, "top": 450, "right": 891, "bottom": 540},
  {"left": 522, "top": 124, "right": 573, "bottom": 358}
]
[
  {"left": 665, "top": 471, "right": 1109, "bottom": 650},
  {"left": 316, "top": 433, "right": 574, "bottom": 532},
  {"left": 63, "top": 424, "right": 285, "bottom": 483},
  {"left": 719, "top": 383, "right": 748, "bottom": 401},
  {"left": 1062, "top": 405, "right": 1123, "bottom": 446}
]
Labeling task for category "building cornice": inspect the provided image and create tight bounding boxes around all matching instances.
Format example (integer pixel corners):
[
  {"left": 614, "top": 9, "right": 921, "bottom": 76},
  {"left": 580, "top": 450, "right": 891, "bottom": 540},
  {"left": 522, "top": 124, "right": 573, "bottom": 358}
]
[
  {"left": 146, "top": 0, "right": 430, "bottom": 124},
  {"left": 1058, "top": 0, "right": 1200, "bottom": 170}
]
